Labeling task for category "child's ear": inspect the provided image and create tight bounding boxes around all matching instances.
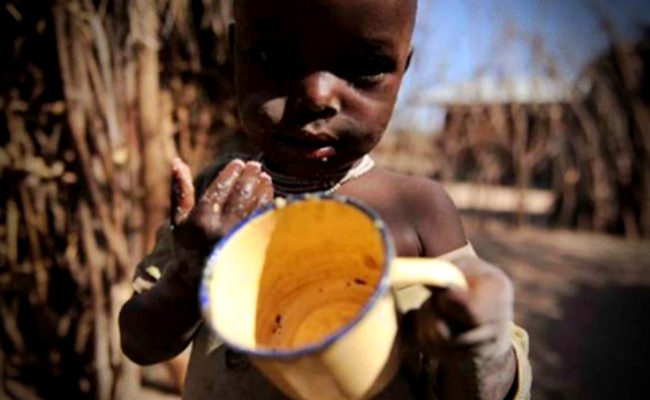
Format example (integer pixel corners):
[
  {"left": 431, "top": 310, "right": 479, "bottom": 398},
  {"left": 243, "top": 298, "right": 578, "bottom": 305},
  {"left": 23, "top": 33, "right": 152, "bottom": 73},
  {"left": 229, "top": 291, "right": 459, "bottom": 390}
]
[{"left": 405, "top": 47, "right": 414, "bottom": 72}]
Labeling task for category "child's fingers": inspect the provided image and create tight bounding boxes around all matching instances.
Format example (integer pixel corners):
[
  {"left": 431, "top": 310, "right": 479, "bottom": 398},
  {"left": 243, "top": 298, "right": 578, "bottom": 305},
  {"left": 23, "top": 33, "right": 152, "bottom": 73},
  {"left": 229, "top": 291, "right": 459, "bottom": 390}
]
[
  {"left": 406, "top": 295, "right": 506, "bottom": 358},
  {"left": 171, "top": 158, "right": 195, "bottom": 225},
  {"left": 436, "top": 287, "right": 511, "bottom": 330},
  {"left": 435, "top": 257, "right": 514, "bottom": 328},
  {"left": 224, "top": 162, "right": 263, "bottom": 216},
  {"left": 232, "top": 169, "right": 273, "bottom": 217},
  {"left": 221, "top": 162, "right": 263, "bottom": 230},
  {"left": 404, "top": 257, "right": 516, "bottom": 361},
  {"left": 201, "top": 159, "right": 246, "bottom": 207},
  {"left": 169, "top": 160, "right": 247, "bottom": 276},
  {"left": 190, "top": 160, "right": 246, "bottom": 238},
  {"left": 255, "top": 173, "right": 274, "bottom": 208},
  {"left": 452, "top": 320, "right": 508, "bottom": 348}
]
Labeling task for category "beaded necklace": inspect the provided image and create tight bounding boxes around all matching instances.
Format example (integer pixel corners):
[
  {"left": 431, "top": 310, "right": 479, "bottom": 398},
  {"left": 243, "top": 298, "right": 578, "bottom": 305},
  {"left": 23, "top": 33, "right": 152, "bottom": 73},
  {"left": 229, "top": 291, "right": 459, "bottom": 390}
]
[{"left": 261, "top": 155, "right": 375, "bottom": 198}]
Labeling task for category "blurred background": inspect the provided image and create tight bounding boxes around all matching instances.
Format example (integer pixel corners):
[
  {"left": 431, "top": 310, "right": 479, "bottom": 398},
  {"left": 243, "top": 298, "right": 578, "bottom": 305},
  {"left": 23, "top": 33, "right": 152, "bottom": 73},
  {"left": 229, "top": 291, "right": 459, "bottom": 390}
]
[{"left": 1, "top": 0, "right": 649, "bottom": 399}]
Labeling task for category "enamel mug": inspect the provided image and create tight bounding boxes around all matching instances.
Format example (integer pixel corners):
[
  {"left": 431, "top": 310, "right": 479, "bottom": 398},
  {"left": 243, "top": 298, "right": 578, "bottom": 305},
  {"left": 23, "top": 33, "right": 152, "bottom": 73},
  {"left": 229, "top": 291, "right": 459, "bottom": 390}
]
[{"left": 200, "top": 194, "right": 467, "bottom": 400}]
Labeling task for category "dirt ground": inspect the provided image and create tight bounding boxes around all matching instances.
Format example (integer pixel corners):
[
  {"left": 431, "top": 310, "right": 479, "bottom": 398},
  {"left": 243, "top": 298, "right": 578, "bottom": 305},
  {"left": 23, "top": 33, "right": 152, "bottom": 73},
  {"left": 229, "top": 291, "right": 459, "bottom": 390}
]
[{"left": 470, "top": 226, "right": 650, "bottom": 400}]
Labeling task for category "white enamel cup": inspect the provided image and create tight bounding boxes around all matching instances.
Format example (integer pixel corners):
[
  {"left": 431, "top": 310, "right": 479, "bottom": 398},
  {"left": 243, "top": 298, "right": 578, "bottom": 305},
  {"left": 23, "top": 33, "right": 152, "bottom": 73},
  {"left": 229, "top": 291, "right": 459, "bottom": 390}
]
[{"left": 200, "top": 194, "right": 467, "bottom": 400}]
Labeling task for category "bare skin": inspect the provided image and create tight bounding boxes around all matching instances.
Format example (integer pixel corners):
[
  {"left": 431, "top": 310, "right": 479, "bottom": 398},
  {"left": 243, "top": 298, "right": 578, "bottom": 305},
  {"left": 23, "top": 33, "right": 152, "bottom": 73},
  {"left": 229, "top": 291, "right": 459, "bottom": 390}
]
[{"left": 119, "top": 0, "right": 518, "bottom": 398}]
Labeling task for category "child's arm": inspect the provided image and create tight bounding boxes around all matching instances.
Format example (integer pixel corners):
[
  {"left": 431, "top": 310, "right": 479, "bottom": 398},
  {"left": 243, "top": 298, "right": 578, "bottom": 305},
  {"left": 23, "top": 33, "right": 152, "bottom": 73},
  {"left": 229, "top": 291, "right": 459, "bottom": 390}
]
[
  {"left": 119, "top": 159, "right": 272, "bottom": 365},
  {"left": 405, "top": 179, "right": 521, "bottom": 400}
]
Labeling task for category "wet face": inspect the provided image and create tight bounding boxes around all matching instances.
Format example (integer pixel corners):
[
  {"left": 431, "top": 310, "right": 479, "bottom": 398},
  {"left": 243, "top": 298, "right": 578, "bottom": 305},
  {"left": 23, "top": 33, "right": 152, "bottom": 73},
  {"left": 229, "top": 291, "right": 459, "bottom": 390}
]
[{"left": 233, "top": 0, "right": 415, "bottom": 176}]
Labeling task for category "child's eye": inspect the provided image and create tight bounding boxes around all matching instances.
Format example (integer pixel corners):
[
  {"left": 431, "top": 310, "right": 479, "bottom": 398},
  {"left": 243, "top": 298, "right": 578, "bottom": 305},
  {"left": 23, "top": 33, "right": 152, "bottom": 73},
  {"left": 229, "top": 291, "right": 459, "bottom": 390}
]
[
  {"left": 352, "top": 73, "right": 386, "bottom": 88},
  {"left": 247, "top": 45, "right": 301, "bottom": 78},
  {"left": 342, "top": 55, "right": 395, "bottom": 88}
]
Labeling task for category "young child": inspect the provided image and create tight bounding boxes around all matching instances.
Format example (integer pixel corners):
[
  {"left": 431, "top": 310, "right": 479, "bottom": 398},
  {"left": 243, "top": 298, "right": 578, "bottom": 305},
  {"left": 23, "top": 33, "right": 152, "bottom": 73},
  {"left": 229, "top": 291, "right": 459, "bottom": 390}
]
[{"left": 119, "top": 0, "right": 532, "bottom": 398}]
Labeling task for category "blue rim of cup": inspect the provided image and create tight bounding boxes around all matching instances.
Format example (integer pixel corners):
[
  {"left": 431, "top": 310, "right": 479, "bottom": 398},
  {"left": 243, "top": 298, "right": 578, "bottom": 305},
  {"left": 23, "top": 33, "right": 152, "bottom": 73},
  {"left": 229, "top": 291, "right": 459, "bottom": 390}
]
[{"left": 199, "top": 192, "right": 396, "bottom": 359}]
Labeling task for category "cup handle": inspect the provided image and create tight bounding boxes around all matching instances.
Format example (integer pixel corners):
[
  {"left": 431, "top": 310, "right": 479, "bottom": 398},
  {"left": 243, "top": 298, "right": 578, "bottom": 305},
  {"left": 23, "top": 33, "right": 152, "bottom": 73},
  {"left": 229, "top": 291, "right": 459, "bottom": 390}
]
[
  {"left": 390, "top": 258, "right": 468, "bottom": 313},
  {"left": 390, "top": 258, "right": 468, "bottom": 289}
]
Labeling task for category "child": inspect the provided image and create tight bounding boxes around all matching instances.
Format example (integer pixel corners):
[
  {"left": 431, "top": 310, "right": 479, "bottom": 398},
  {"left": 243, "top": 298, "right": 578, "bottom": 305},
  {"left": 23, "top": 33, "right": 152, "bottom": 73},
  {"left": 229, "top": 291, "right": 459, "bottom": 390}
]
[{"left": 119, "top": 0, "right": 532, "bottom": 398}]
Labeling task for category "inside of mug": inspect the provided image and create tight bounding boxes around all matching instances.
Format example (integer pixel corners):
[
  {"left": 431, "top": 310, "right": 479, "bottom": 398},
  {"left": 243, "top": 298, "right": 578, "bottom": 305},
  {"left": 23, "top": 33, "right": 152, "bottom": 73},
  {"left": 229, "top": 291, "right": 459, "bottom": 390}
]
[{"left": 205, "top": 197, "right": 387, "bottom": 352}]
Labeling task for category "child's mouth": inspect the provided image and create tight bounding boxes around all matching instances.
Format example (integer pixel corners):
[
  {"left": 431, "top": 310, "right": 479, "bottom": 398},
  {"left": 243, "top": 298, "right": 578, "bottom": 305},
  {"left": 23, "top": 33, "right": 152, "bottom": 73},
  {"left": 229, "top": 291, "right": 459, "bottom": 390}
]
[{"left": 277, "top": 134, "right": 337, "bottom": 159}]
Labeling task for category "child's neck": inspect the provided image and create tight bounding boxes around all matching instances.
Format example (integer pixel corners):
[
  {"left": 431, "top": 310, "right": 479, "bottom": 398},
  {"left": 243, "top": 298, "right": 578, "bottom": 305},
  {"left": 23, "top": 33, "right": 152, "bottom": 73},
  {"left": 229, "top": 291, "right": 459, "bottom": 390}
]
[{"left": 261, "top": 155, "right": 375, "bottom": 197}]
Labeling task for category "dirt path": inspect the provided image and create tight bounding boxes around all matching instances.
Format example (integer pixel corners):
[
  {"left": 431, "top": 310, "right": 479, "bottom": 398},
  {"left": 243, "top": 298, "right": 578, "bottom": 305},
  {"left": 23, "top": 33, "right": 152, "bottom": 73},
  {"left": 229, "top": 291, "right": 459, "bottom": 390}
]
[{"left": 470, "top": 227, "right": 650, "bottom": 400}]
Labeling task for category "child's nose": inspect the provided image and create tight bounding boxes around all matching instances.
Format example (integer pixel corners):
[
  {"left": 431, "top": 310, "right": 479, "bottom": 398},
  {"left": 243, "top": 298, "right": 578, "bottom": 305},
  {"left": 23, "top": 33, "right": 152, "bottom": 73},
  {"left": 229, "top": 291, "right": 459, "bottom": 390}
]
[{"left": 298, "top": 72, "right": 341, "bottom": 118}]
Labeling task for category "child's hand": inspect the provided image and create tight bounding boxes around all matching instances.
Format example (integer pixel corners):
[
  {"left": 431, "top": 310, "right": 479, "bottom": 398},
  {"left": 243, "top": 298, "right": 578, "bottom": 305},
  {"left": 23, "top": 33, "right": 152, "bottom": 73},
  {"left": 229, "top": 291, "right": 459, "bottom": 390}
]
[
  {"left": 168, "top": 158, "right": 273, "bottom": 290},
  {"left": 406, "top": 257, "right": 516, "bottom": 399}
]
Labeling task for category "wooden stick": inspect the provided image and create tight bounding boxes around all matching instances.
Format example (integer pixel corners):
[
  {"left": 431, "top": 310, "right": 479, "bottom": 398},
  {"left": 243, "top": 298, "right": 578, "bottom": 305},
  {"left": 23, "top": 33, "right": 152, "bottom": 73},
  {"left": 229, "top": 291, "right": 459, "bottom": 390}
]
[
  {"left": 111, "top": 283, "right": 142, "bottom": 400},
  {"left": 19, "top": 185, "right": 48, "bottom": 301},
  {"left": 133, "top": 0, "right": 171, "bottom": 251},
  {"left": 0, "top": 298, "right": 26, "bottom": 354},
  {"left": 80, "top": 201, "right": 112, "bottom": 400},
  {"left": 88, "top": 8, "right": 124, "bottom": 151},
  {"left": 6, "top": 199, "right": 19, "bottom": 269},
  {"left": 54, "top": 3, "right": 131, "bottom": 274},
  {"left": 570, "top": 100, "right": 615, "bottom": 231}
]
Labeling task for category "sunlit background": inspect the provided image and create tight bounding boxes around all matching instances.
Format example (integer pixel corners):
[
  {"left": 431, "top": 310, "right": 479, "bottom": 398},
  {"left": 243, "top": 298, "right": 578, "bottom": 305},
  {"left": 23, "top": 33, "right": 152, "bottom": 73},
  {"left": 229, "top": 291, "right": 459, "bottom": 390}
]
[{"left": 394, "top": 0, "right": 650, "bottom": 132}]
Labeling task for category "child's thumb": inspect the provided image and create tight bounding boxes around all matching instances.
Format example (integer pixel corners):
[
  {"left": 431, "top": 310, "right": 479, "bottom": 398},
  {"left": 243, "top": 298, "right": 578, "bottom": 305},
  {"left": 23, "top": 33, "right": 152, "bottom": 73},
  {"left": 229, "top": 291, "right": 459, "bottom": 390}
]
[{"left": 171, "top": 157, "right": 195, "bottom": 226}]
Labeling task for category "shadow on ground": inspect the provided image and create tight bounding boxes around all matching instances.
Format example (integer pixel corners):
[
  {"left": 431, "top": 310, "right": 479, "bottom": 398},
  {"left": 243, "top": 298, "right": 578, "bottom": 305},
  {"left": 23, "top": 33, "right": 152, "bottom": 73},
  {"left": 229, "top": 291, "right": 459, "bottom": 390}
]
[
  {"left": 471, "top": 228, "right": 650, "bottom": 400},
  {"left": 543, "top": 285, "right": 650, "bottom": 400}
]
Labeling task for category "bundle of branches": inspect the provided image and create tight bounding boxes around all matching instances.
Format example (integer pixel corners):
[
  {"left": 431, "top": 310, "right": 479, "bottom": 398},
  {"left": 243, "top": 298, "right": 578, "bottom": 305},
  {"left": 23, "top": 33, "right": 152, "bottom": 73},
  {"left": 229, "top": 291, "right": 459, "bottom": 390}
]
[
  {"left": 577, "top": 30, "right": 650, "bottom": 237},
  {"left": 1, "top": 0, "right": 236, "bottom": 398},
  {"left": 1, "top": 2, "right": 93, "bottom": 398},
  {"left": 431, "top": 33, "right": 650, "bottom": 238}
]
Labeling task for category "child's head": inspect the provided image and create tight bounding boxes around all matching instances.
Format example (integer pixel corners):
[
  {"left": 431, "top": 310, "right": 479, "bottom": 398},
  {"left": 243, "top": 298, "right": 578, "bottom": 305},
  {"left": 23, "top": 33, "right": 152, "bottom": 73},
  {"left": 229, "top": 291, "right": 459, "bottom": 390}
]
[{"left": 232, "top": 0, "right": 417, "bottom": 176}]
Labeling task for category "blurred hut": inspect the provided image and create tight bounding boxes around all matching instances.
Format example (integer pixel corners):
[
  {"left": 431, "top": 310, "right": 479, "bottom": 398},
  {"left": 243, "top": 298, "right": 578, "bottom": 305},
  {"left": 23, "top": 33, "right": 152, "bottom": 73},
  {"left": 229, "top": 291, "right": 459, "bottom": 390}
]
[
  {"left": 398, "top": 32, "right": 650, "bottom": 238},
  {"left": 576, "top": 29, "right": 650, "bottom": 237}
]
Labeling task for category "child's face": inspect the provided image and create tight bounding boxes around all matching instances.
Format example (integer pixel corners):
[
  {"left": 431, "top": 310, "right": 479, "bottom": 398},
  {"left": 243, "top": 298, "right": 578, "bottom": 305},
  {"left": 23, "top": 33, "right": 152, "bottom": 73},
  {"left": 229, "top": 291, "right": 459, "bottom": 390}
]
[{"left": 233, "top": 0, "right": 415, "bottom": 174}]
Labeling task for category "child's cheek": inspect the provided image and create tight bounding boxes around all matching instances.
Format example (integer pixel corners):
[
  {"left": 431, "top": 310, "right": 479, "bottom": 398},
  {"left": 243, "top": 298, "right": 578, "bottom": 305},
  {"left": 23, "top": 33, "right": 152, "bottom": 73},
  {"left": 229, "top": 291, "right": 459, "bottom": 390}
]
[
  {"left": 259, "top": 97, "right": 286, "bottom": 125},
  {"left": 350, "top": 96, "right": 394, "bottom": 133},
  {"left": 240, "top": 92, "right": 287, "bottom": 130}
]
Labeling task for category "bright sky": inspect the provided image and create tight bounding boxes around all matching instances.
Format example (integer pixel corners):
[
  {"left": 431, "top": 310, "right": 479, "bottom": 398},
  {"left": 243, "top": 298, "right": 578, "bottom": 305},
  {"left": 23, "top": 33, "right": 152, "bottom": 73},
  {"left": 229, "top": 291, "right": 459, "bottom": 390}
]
[{"left": 391, "top": 0, "right": 650, "bottom": 133}]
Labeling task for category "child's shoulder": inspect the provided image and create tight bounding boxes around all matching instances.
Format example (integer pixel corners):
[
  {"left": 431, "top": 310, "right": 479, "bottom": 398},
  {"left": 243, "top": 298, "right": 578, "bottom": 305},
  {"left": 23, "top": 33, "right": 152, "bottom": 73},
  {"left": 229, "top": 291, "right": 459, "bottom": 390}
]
[
  {"left": 352, "top": 168, "right": 467, "bottom": 256},
  {"left": 362, "top": 167, "right": 458, "bottom": 214}
]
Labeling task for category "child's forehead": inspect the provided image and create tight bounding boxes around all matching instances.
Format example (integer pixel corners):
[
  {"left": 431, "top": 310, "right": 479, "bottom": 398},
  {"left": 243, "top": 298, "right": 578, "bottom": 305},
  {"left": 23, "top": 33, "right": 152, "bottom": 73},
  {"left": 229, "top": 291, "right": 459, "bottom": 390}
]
[{"left": 235, "top": 0, "right": 415, "bottom": 41}]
